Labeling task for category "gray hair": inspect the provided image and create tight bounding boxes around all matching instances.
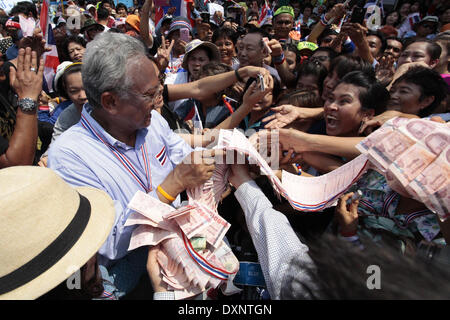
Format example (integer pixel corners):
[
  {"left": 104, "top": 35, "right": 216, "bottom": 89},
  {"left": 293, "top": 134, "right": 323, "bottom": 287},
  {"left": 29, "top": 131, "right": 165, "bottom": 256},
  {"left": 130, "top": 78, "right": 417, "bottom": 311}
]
[{"left": 82, "top": 32, "right": 147, "bottom": 109}]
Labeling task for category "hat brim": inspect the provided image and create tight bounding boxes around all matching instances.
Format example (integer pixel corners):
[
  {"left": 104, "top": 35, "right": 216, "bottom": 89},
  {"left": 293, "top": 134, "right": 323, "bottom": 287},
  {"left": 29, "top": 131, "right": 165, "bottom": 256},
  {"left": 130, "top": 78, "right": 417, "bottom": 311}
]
[
  {"left": 182, "top": 41, "right": 221, "bottom": 71},
  {"left": 1, "top": 187, "right": 115, "bottom": 300}
]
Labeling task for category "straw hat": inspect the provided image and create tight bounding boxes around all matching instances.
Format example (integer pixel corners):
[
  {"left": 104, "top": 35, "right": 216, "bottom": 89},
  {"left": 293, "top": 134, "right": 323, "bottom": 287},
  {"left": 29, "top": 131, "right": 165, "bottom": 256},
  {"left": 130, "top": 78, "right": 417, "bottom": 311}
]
[
  {"left": 182, "top": 39, "right": 220, "bottom": 70},
  {"left": 0, "top": 166, "right": 115, "bottom": 300}
]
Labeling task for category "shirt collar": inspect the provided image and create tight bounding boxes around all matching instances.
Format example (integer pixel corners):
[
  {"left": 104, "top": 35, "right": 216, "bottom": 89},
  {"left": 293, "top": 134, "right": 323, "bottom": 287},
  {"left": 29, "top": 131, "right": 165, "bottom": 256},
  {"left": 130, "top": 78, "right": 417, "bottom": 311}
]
[{"left": 81, "top": 103, "right": 148, "bottom": 150}]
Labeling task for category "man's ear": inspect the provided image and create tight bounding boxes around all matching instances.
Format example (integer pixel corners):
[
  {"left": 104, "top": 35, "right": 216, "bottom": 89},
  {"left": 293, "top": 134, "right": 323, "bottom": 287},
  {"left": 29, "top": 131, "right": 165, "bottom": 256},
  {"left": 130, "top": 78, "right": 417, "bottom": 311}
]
[
  {"left": 100, "top": 92, "right": 119, "bottom": 115},
  {"left": 419, "top": 95, "right": 435, "bottom": 110},
  {"left": 429, "top": 58, "right": 440, "bottom": 69}
]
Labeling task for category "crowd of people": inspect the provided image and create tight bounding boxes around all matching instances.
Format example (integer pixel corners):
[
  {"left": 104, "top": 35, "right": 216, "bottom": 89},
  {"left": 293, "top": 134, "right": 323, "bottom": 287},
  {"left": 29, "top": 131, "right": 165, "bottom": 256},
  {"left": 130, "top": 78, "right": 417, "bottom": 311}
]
[{"left": 1, "top": 0, "right": 450, "bottom": 300}]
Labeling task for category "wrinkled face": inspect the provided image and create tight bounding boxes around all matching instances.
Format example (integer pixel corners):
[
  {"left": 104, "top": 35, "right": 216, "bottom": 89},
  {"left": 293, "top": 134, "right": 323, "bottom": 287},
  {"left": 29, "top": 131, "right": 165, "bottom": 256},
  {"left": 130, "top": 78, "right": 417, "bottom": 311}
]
[
  {"left": 367, "top": 35, "right": 383, "bottom": 59},
  {"left": 187, "top": 48, "right": 210, "bottom": 81},
  {"left": 116, "top": 57, "right": 162, "bottom": 130},
  {"left": 197, "top": 23, "right": 213, "bottom": 42},
  {"left": 388, "top": 80, "right": 428, "bottom": 115},
  {"left": 296, "top": 74, "right": 319, "bottom": 97},
  {"left": 324, "top": 83, "right": 368, "bottom": 137},
  {"left": 215, "top": 36, "right": 235, "bottom": 65},
  {"left": 384, "top": 39, "right": 403, "bottom": 60},
  {"left": 238, "top": 33, "right": 265, "bottom": 67},
  {"left": 397, "top": 42, "right": 432, "bottom": 67},
  {"left": 65, "top": 72, "right": 87, "bottom": 109},
  {"left": 273, "top": 13, "right": 293, "bottom": 40},
  {"left": 67, "top": 42, "right": 85, "bottom": 62}
]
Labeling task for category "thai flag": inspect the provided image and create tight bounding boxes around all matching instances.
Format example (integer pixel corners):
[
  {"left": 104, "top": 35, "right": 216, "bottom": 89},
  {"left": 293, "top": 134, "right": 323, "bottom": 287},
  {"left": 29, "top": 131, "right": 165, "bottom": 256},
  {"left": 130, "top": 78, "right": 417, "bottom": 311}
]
[
  {"left": 408, "top": 13, "right": 421, "bottom": 28},
  {"left": 40, "top": 0, "right": 60, "bottom": 93},
  {"left": 155, "top": 6, "right": 164, "bottom": 26},
  {"left": 156, "top": 145, "right": 168, "bottom": 166},
  {"left": 258, "top": 0, "right": 273, "bottom": 26},
  {"left": 183, "top": 100, "right": 203, "bottom": 131}
]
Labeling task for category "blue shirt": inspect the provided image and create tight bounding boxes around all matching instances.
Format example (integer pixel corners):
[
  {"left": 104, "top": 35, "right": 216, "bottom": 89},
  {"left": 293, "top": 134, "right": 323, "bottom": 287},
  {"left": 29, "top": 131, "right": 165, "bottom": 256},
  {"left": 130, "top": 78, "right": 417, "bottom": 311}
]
[
  {"left": 38, "top": 100, "right": 72, "bottom": 125},
  {"left": 48, "top": 104, "right": 193, "bottom": 263}
]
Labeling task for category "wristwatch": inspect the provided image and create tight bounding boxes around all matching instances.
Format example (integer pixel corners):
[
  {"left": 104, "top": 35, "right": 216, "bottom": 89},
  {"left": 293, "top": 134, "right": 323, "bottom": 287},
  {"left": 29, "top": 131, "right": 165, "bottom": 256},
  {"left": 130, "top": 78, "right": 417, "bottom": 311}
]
[{"left": 17, "top": 98, "right": 38, "bottom": 112}]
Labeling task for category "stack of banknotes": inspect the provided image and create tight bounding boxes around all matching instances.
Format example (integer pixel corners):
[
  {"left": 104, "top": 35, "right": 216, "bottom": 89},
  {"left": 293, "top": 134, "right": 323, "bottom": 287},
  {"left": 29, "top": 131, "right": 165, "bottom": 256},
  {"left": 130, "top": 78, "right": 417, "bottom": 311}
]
[
  {"left": 357, "top": 117, "right": 449, "bottom": 221},
  {"left": 125, "top": 164, "right": 241, "bottom": 300}
]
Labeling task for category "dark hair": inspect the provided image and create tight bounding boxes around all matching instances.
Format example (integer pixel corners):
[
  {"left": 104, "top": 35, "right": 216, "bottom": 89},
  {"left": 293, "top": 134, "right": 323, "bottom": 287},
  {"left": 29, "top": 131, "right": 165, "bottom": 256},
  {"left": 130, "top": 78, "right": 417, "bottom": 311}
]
[
  {"left": 337, "top": 70, "right": 389, "bottom": 116},
  {"left": 367, "top": 30, "right": 387, "bottom": 54},
  {"left": 383, "top": 10, "right": 400, "bottom": 27},
  {"left": 280, "top": 233, "right": 450, "bottom": 299},
  {"left": 296, "top": 61, "right": 328, "bottom": 95},
  {"left": 10, "top": 1, "right": 37, "bottom": 19},
  {"left": 246, "top": 25, "right": 270, "bottom": 47},
  {"left": 283, "top": 43, "right": 300, "bottom": 64},
  {"left": 313, "top": 46, "right": 338, "bottom": 60},
  {"left": 285, "top": 89, "right": 322, "bottom": 108},
  {"left": 57, "top": 63, "right": 83, "bottom": 99},
  {"left": 392, "top": 66, "right": 448, "bottom": 117},
  {"left": 329, "top": 55, "right": 374, "bottom": 80},
  {"left": 100, "top": 0, "right": 114, "bottom": 8},
  {"left": 116, "top": 3, "right": 127, "bottom": 11},
  {"left": 62, "top": 35, "right": 86, "bottom": 62},
  {"left": 212, "top": 27, "right": 238, "bottom": 45},
  {"left": 301, "top": 3, "right": 314, "bottom": 13},
  {"left": 406, "top": 39, "right": 442, "bottom": 61},
  {"left": 97, "top": 7, "right": 110, "bottom": 20}
]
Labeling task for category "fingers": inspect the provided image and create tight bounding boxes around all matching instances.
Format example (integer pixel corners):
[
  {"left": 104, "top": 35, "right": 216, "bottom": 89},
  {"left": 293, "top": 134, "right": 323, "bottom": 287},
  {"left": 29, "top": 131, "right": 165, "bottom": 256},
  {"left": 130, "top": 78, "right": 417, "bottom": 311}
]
[
  {"left": 161, "top": 35, "right": 166, "bottom": 49},
  {"left": 37, "top": 57, "right": 45, "bottom": 77},
  {"left": 23, "top": 47, "right": 32, "bottom": 73},
  {"left": 16, "top": 48, "right": 25, "bottom": 73},
  {"left": 168, "top": 39, "right": 175, "bottom": 53},
  {"left": 338, "top": 192, "right": 353, "bottom": 213},
  {"left": 9, "top": 65, "right": 16, "bottom": 87},
  {"left": 30, "top": 50, "right": 37, "bottom": 73}
]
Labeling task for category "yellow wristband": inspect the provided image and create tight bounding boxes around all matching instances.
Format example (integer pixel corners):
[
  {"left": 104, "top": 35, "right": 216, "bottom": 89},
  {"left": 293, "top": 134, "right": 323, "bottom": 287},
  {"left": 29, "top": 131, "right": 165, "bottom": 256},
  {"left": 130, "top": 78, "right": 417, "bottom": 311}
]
[{"left": 157, "top": 185, "right": 175, "bottom": 202}]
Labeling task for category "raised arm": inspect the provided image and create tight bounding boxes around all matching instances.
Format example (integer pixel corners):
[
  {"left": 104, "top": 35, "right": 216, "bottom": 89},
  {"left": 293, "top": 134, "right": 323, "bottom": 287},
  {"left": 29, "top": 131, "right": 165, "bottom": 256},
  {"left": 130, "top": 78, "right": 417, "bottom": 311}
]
[
  {"left": 140, "top": 0, "right": 154, "bottom": 49},
  {"left": 166, "top": 66, "right": 270, "bottom": 102},
  {"left": 0, "top": 48, "right": 43, "bottom": 168}
]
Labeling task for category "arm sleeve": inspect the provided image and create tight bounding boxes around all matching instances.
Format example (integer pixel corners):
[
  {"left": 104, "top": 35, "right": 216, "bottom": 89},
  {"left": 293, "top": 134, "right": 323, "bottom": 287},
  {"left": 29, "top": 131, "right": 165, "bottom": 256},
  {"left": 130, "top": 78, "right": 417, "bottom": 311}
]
[{"left": 234, "top": 180, "right": 315, "bottom": 300}]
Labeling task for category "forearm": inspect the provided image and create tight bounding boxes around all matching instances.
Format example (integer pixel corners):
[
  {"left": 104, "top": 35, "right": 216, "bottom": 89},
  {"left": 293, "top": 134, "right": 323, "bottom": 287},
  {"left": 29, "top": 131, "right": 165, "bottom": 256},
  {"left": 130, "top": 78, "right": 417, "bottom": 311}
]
[
  {"left": 234, "top": 180, "right": 313, "bottom": 300},
  {"left": 140, "top": 6, "right": 153, "bottom": 48},
  {"left": 156, "top": 169, "right": 185, "bottom": 204},
  {"left": 302, "top": 151, "right": 346, "bottom": 173},
  {"left": 354, "top": 39, "right": 374, "bottom": 64},
  {"left": 307, "top": 134, "right": 363, "bottom": 159},
  {"left": 215, "top": 103, "right": 252, "bottom": 130},
  {"left": 167, "top": 68, "right": 243, "bottom": 102},
  {"left": 0, "top": 109, "right": 38, "bottom": 168},
  {"left": 307, "top": 22, "right": 326, "bottom": 44}
]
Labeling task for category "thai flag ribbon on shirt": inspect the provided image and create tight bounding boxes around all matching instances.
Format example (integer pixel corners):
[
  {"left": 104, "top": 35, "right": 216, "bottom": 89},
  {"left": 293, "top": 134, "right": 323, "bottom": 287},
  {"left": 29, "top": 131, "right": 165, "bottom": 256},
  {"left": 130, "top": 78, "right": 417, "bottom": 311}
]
[
  {"left": 156, "top": 145, "right": 168, "bottom": 166},
  {"left": 80, "top": 113, "right": 153, "bottom": 193}
]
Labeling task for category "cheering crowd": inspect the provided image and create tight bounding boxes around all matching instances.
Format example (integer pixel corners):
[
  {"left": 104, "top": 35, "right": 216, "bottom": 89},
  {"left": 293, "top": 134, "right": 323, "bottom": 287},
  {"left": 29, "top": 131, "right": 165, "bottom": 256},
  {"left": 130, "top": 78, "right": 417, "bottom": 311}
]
[{"left": 1, "top": 0, "right": 450, "bottom": 300}]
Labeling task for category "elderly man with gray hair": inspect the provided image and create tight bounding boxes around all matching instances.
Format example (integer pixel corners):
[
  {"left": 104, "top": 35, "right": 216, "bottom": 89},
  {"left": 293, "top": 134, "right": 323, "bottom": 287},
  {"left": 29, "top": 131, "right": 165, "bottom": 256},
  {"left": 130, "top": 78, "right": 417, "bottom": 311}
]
[{"left": 47, "top": 32, "right": 219, "bottom": 299}]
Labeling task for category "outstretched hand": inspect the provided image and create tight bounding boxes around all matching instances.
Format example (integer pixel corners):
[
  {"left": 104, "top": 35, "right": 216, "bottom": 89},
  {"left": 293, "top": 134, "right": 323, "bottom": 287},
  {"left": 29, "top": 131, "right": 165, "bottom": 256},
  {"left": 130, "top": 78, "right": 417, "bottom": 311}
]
[{"left": 10, "top": 47, "right": 44, "bottom": 101}]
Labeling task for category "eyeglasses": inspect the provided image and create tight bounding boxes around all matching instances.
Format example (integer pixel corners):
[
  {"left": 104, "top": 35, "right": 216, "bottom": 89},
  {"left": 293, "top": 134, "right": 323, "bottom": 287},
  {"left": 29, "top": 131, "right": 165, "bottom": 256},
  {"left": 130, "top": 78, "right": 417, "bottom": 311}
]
[
  {"left": 311, "top": 55, "right": 330, "bottom": 62},
  {"left": 133, "top": 85, "right": 163, "bottom": 104}
]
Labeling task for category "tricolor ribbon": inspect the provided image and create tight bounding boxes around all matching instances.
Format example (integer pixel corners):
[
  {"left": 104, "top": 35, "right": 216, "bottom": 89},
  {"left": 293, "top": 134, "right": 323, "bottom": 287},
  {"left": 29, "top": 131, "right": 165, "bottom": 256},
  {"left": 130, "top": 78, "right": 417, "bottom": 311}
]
[{"left": 80, "top": 114, "right": 152, "bottom": 193}]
